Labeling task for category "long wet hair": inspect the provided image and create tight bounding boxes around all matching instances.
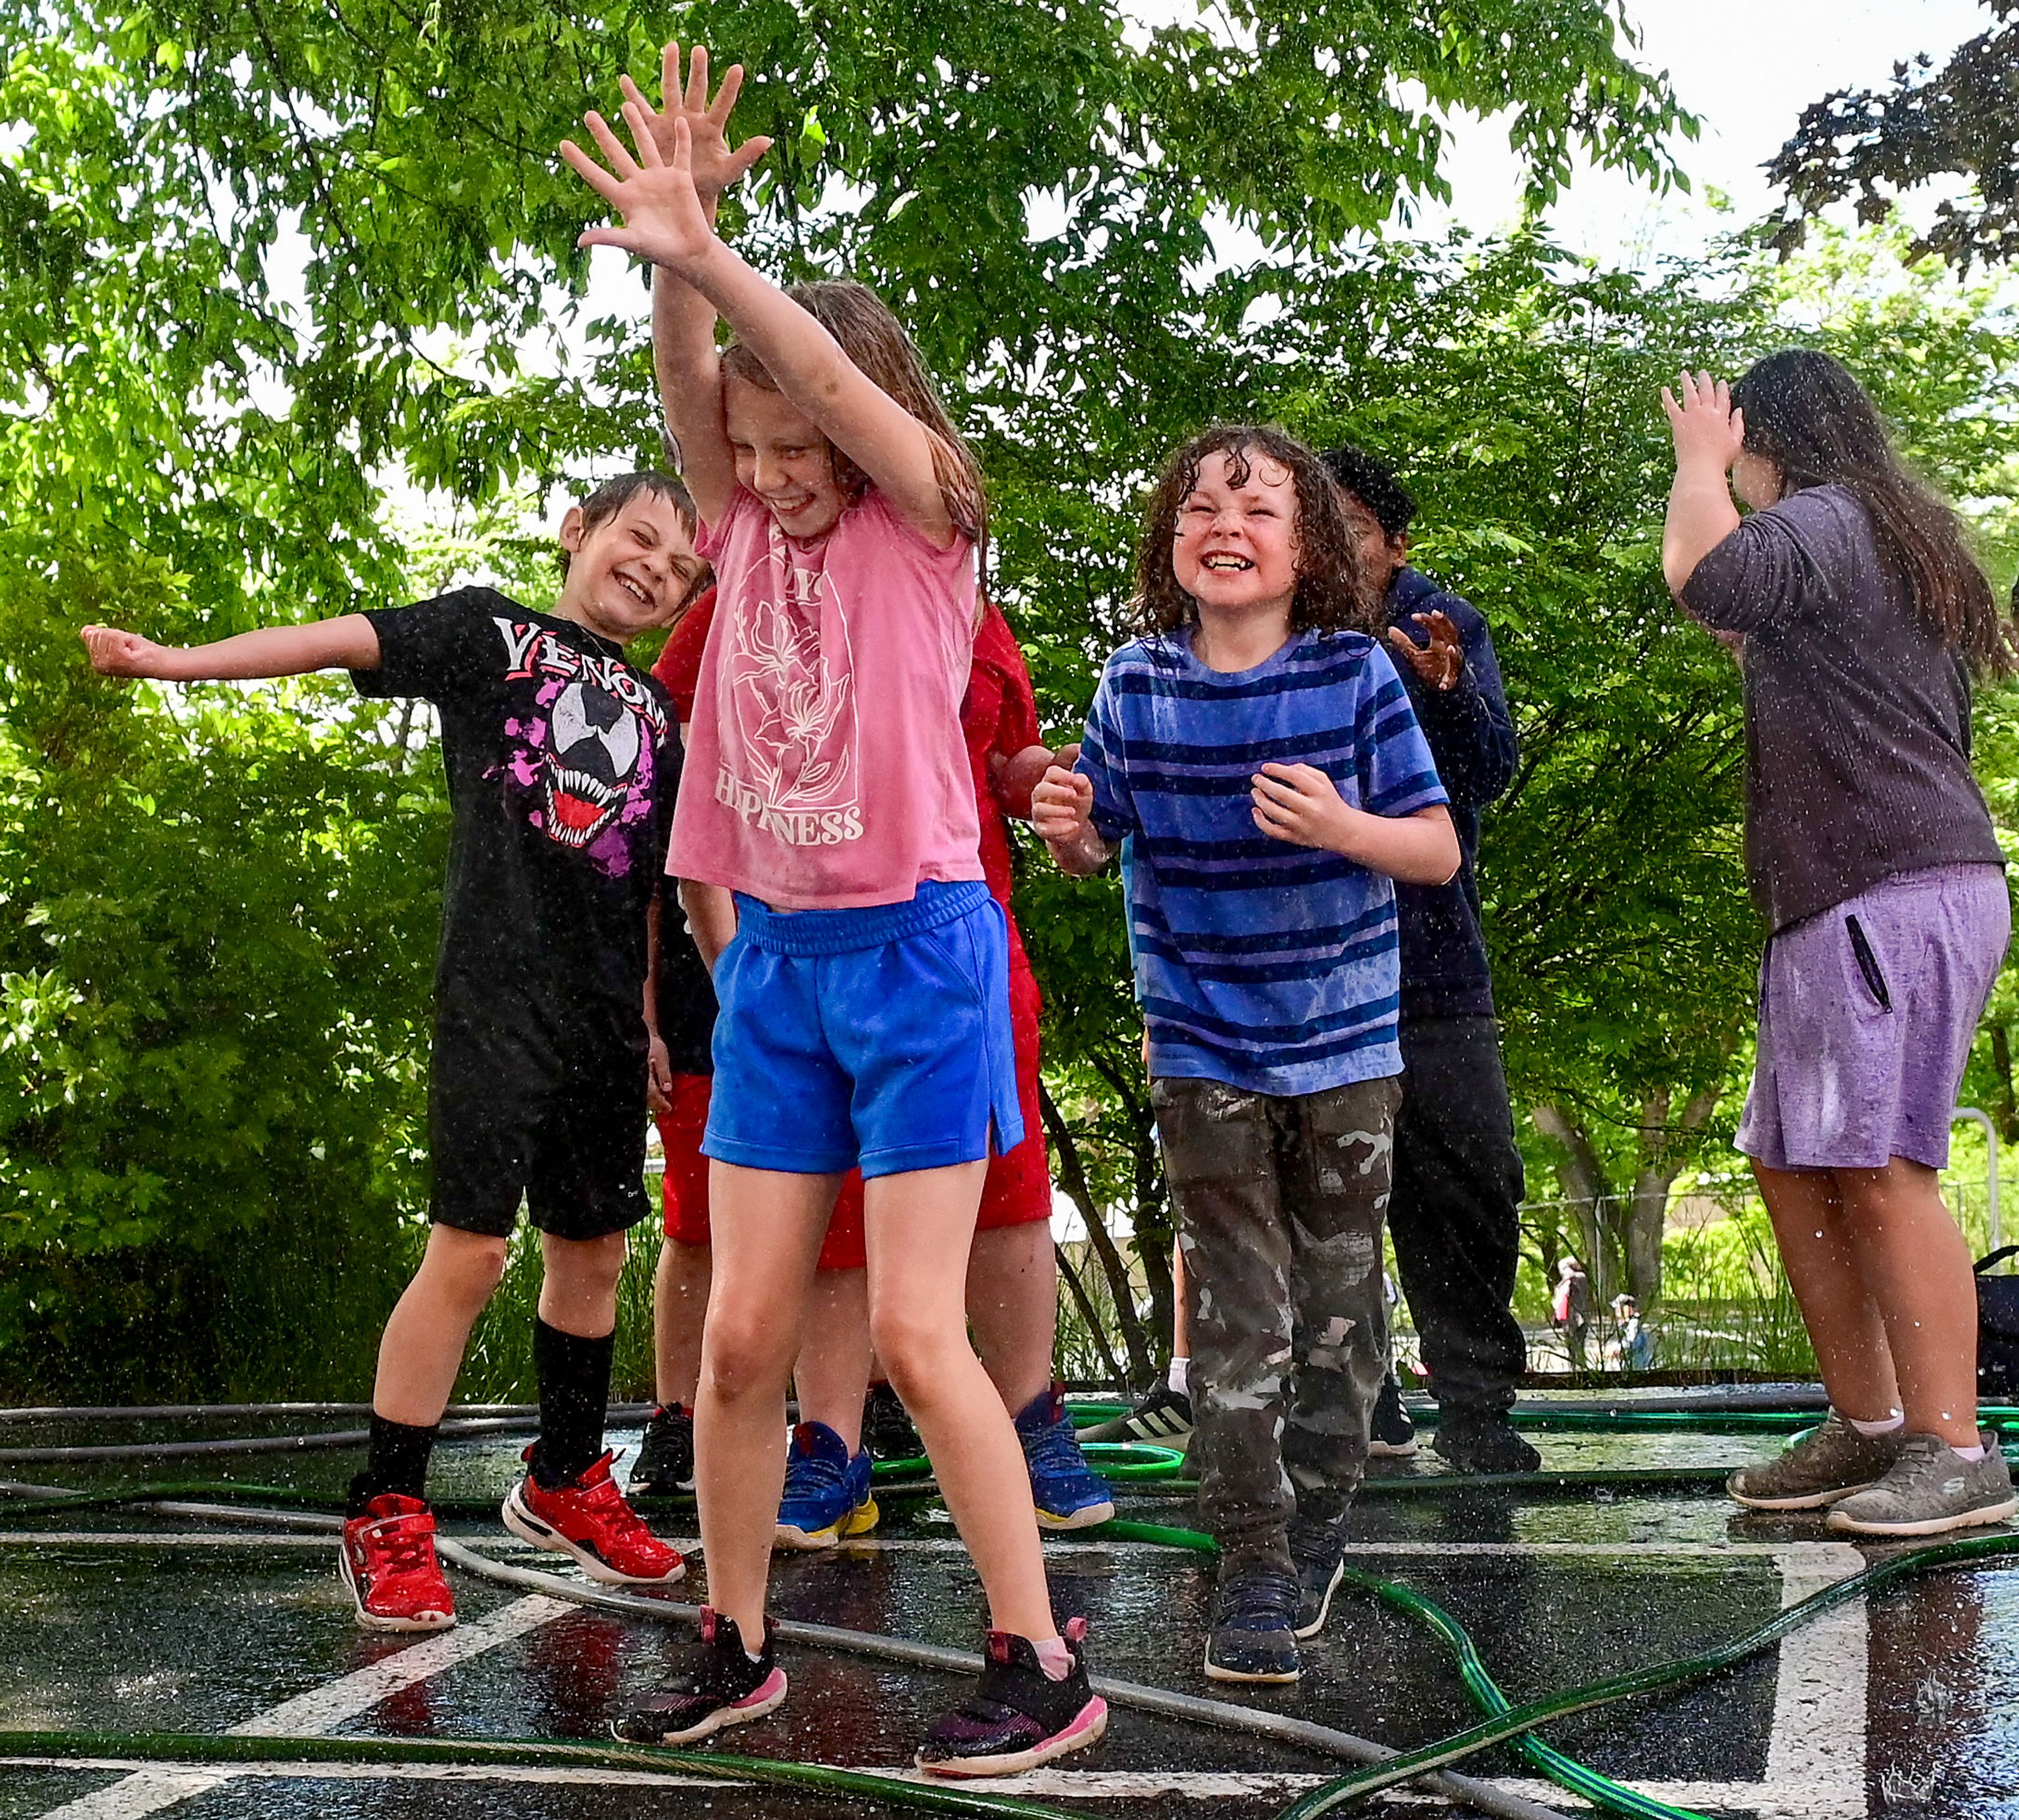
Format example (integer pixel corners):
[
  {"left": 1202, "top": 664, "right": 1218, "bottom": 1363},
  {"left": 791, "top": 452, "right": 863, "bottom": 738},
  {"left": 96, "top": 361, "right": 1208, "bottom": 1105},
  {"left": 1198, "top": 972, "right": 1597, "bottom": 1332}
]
[
  {"left": 1732, "top": 349, "right": 2013, "bottom": 676},
  {"left": 720, "top": 281, "right": 986, "bottom": 557},
  {"left": 1135, "top": 425, "right": 1372, "bottom": 638}
]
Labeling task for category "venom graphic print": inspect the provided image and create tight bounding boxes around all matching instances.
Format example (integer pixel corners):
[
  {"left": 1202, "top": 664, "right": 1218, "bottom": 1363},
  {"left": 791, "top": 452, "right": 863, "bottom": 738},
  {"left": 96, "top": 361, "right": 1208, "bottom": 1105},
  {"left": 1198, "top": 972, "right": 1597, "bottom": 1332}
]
[{"left": 492, "top": 615, "right": 670, "bottom": 877}]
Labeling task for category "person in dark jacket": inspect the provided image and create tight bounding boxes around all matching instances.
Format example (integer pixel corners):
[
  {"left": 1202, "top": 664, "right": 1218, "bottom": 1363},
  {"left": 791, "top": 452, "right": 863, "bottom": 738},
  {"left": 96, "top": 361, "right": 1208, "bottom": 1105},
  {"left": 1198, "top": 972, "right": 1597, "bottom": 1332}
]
[{"left": 1323, "top": 446, "right": 1540, "bottom": 1475}]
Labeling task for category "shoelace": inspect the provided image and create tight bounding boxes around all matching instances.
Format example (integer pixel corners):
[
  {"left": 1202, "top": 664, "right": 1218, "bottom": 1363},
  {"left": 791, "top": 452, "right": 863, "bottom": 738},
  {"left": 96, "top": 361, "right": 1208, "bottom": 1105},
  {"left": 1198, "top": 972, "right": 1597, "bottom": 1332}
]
[
  {"left": 783, "top": 1449, "right": 849, "bottom": 1503},
  {"left": 572, "top": 1467, "right": 658, "bottom": 1542},
  {"left": 1023, "top": 1416, "right": 1092, "bottom": 1477}
]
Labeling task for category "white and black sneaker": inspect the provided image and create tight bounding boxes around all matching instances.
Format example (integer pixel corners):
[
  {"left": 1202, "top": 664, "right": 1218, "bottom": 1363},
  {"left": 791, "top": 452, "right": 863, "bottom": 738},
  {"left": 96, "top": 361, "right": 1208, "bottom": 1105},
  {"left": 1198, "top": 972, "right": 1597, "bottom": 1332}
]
[
  {"left": 1367, "top": 1376, "right": 1418, "bottom": 1458},
  {"left": 1081, "top": 1381, "right": 1193, "bottom": 1446}
]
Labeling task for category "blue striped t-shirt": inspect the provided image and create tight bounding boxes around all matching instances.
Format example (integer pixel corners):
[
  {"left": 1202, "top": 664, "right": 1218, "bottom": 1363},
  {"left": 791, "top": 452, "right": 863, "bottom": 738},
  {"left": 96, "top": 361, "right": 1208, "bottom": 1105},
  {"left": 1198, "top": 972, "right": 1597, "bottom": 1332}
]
[{"left": 1077, "top": 627, "right": 1448, "bottom": 1096}]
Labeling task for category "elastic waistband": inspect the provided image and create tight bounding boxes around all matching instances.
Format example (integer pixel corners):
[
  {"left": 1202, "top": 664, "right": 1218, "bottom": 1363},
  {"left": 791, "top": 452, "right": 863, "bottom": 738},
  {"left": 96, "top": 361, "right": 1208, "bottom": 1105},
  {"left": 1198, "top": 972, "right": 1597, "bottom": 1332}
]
[{"left": 735, "top": 879, "right": 993, "bottom": 956}]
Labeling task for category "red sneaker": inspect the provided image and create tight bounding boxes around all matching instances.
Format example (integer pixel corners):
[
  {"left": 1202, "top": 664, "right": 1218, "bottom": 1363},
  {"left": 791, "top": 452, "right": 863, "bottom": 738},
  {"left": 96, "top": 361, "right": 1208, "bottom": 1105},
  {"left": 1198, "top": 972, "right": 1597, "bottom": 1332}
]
[
  {"left": 340, "top": 1493, "right": 456, "bottom": 1632},
  {"left": 502, "top": 1449, "right": 686, "bottom": 1585}
]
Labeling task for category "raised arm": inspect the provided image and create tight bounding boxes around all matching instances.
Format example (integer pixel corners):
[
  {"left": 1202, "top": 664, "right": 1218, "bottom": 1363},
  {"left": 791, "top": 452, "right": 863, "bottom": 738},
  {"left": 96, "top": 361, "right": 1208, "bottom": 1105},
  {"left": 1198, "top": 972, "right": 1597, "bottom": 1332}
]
[
  {"left": 1661, "top": 371, "right": 1745, "bottom": 598},
  {"left": 564, "top": 103, "right": 958, "bottom": 547},
  {"left": 82, "top": 616, "right": 380, "bottom": 682},
  {"left": 620, "top": 45, "right": 770, "bottom": 527}
]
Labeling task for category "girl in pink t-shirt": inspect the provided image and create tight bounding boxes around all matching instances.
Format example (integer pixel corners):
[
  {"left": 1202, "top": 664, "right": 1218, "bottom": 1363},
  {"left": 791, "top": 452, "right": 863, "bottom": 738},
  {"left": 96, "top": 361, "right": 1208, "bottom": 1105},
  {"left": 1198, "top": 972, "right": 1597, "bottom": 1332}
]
[{"left": 564, "top": 44, "right": 1105, "bottom": 1774}]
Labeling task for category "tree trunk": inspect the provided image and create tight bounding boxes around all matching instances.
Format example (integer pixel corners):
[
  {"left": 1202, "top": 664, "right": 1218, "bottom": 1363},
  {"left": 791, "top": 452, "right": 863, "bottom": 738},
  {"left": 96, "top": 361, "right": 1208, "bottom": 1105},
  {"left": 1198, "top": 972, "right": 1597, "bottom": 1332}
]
[
  {"left": 1054, "top": 1243, "right": 1125, "bottom": 1385},
  {"left": 1993, "top": 1025, "right": 2019, "bottom": 1146},
  {"left": 1531, "top": 1102, "right": 1615, "bottom": 1298},
  {"left": 1039, "top": 1082, "right": 1155, "bottom": 1385},
  {"left": 1623, "top": 1082, "right": 1721, "bottom": 1306}
]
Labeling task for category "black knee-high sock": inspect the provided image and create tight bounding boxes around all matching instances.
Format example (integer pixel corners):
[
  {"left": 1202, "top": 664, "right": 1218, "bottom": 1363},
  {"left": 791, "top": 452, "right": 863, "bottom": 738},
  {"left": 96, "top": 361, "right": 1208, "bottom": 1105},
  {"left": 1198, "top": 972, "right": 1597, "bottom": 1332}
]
[
  {"left": 347, "top": 1413, "right": 439, "bottom": 1516},
  {"left": 532, "top": 1316, "right": 615, "bottom": 1488}
]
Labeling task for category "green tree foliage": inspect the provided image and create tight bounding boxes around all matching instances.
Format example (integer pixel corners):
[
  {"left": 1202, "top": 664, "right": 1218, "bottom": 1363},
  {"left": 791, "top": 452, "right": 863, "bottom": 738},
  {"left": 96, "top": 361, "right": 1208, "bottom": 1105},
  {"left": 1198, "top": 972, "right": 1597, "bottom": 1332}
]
[
  {"left": 2, "top": 0, "right": 1694, "bottom": 1392},
  {"left": 1766, "top": 1, "right": 2019, "bottom": 273}
]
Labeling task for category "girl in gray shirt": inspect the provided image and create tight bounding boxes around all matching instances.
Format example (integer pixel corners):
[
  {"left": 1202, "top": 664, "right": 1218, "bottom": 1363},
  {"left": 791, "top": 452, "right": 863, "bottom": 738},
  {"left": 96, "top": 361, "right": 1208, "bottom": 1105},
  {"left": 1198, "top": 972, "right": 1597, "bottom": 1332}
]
[{"left": 1663, "top": 348, "right": 2014, "bottom": 1538}]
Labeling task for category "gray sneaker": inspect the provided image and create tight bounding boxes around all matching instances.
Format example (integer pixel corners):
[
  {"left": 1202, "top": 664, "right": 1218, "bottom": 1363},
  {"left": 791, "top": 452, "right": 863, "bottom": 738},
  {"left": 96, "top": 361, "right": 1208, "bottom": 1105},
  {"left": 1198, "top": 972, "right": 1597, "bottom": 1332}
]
[
  {"left": 1727, "top": 1411, "right": 1907, "bottom": 1511},
  {"left": 1826, "top": 1432, "right": 2017, "bottom": 1538}
]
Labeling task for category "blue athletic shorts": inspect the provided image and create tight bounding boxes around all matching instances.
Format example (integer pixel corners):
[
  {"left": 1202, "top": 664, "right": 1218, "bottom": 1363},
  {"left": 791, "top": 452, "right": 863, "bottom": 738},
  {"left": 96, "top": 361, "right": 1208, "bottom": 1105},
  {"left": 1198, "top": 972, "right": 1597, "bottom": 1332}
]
[{"left": 704, "top": 879, "right": 1025, "bottom": 1178}]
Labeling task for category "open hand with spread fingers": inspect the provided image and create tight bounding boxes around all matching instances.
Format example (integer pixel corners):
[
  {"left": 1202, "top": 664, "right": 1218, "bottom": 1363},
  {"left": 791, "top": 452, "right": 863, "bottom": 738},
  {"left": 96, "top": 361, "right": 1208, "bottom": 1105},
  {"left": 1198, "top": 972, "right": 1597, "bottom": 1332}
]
[
  {"left": 1386, "top": 609, "right": 1464, "bottom": 692},
  {"left": 617, "top": 42, "right": 771, "bottom": 210},
  {"left": 562, "top": 104, "right": 718, "bottom": 271},
  {"left": 1660, "top": 370, "right": 1746, "bottom": 475}
]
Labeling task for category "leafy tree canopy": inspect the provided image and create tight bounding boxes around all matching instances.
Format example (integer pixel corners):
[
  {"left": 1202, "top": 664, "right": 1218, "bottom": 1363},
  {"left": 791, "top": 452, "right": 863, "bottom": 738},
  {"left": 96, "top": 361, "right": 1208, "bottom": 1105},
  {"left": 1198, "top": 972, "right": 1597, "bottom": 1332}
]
[{"left": 1767, "top": 1, "right": 2019, "bottom": 271}]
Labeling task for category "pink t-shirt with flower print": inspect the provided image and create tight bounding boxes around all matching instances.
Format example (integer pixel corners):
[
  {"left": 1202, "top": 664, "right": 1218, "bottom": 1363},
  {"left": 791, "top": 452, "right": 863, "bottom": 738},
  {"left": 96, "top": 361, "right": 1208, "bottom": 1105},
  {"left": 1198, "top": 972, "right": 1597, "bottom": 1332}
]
[{"left": 669, "top": 485, "right": 984, "bottom": 910}]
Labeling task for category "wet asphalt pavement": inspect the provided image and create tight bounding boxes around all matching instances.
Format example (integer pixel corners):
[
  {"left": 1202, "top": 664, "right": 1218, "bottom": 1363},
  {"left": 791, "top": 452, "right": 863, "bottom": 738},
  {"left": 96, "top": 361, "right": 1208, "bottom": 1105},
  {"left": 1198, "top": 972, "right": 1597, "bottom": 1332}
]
[{"left": 1, "top": 1411, "right": 2016, "bottom": 1819}]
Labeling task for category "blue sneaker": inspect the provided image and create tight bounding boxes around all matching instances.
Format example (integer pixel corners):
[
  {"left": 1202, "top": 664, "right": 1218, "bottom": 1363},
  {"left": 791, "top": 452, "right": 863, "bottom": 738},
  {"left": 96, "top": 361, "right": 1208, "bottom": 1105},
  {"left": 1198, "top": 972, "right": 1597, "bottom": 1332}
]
[
  {"left": 1205, "top": 1560, "right": 1301, "bottom": 1683},
  {"left": 1014, "top": 1387, "right": 1116, "bottom": 1530},
  {"left": 775, "top": 1421, "right": 879, "bottom": 1550}
]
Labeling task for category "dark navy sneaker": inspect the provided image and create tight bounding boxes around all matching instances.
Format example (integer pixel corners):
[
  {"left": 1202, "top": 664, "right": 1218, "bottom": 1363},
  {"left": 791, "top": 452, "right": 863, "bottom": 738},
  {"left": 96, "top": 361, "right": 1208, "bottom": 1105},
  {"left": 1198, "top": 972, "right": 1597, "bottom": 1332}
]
[
  {"left": 863, "top": 1380, "right": 925, "bottom": 1463},
  {"left": 916, "top": 1617, "right": 1108, "bottom": 1777},
  {"left": 628, "top": 1402, "right": 696, "bottom": 1495},
  {"left": 1288, "top": 1517, "right": 1348, "bottom": 1640},
  {"left": 1081, "top": 1380, "right": 1193, "bottom": 1445},
  {"left": 1367, "top": 1376, "right": 1418, "bottom": 1457},
  {"left": 613, "top": 1607, "right": 787, "bottom": 1744},
  {"left": 774, "top": 1421, "right": 879, "bottom": 1549},
  {"left": 1204, "top": 1560, "right": 1301, "bottom": 1684},
  {"left": 1015, "top": 1386, "right": 1116, "bottom": 1530},
  {"left": 1431, "top": 1409, "right": 1542, "bottom": 1476}
]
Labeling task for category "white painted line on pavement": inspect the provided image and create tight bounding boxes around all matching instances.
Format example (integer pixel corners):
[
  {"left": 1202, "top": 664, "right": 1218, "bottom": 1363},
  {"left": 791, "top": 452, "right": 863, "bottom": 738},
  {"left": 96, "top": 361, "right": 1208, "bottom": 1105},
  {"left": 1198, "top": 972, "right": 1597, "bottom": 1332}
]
[
  {"left": 1766, "top": 1541, "right": 1868, "bottom": 1802},
  {"left": 1, "top": 1757, "right": 1870, "bottom": 1815},
  {"left": 29, "top": 1595, "right": 571, "bottom": 1820}
]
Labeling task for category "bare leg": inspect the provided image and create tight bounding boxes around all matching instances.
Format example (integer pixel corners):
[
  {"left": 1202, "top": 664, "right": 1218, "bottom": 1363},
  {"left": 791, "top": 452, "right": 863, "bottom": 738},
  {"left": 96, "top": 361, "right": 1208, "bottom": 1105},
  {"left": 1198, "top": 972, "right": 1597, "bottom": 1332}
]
[
  {"left": 1170, "top": 1242, "right": 1190, "bottom": 1364},
  {"left": 652, "top": 1238, "right": 712, "bottom": 1408},
  {"left": 791, "top": 1266, "right": 873, "bottom": 1450},
  {"left": 695, "top": 1163, "right": 836, "bottom": 1643},
  {"left": 966, "top": 1221, "right": 1057, "bottom": 1413},
  {"left": 1836, "top": 1158, "right": 1981, "bottom": 1448},
  {"left": 1754, "top": 1160, "right": 1903, "bottom": 1422},
  {"left": 868, "top": 1162, "right": 1056, "bottom": 1642},
  {"left": 372, "top": 1225, "right": 509, "bottom": 1426},
  {"left": 538, "top": 1229, "right": 627, "bottom": 1337}
]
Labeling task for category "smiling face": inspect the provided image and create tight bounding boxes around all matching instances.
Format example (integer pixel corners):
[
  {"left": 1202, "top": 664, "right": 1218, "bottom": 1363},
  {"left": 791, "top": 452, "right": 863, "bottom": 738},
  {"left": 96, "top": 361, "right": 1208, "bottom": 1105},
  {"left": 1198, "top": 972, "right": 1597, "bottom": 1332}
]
[
  {"left": 555, "top": 492, "right": 705, "bottom": 644},
  {"left": 725, "top": 374, "right": 851, "bottom": 542},
  {"left": 1171, "top": 448, "right": 1302, "bottom": 624}
]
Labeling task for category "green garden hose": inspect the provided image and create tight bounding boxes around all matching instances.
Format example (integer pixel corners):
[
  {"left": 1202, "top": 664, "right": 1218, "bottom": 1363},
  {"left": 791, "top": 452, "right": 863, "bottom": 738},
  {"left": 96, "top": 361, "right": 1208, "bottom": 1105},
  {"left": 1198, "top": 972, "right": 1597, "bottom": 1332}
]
[
  {"left": 1274, "top": 1530, "right": 2019, "bottom": 1818},
  {"left": 0, "top": 1729, "right": 1083, "bottom": 1820},
  {"left": 1082, "top": 1521, "right": 1715, "bottom": 1820}
]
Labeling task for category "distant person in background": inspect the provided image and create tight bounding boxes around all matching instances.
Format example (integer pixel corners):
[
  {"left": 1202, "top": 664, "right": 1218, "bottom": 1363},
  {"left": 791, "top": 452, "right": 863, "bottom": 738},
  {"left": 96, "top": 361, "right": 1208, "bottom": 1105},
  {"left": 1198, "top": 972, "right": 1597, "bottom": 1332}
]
[
  {"left": 1323, "top": 445, "right": 1539, "bottom": 1476},
  {"left": 1612, "top": 1294, "right": 1653, "bottom": 1372},
  {"left": 1665, "top": 352, "right": 2015, "bottom": 1538},
  {"left": 1553, "top": 1257, "right": 1593, "bottom": 1370}
]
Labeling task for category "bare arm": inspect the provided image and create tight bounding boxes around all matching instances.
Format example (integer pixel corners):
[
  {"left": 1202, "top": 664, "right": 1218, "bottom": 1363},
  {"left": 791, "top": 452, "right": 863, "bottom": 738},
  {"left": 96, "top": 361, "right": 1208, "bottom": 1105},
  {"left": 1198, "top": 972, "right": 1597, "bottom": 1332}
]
[
  {"left": 1250, "top": 766, "right": 1461, "bottom": 885},
  {"left": 991, "top": 742, "right": 1056, "bottom": 822},
  {"left": 644, "top": 892, "right": 672, "bottom": 1116},
  {"left": 1031, "top": 765, "right": 1116, "bottom": 877},
  {"left": 564, "top": 105, "right": 958, "bottom": 547},
  {"left": 676, "top": 878, "right": 738, "bottom": 971},
  {"left": 1660, "top": 371, "right": 1745, "bottom": 598},
  {"left": 625, "top": 47, "right": 769, "bottom": 528},
  {"left": 81, "top": 616, "right": 381, "bottom": 682}
]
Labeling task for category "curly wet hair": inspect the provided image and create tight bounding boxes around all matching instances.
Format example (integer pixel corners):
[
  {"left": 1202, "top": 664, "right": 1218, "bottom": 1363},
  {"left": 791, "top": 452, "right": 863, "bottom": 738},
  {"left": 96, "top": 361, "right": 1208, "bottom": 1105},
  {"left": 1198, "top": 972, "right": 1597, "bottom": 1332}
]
[{"left": 1134, "top": 425, "right": 1373, "bottom": 638}]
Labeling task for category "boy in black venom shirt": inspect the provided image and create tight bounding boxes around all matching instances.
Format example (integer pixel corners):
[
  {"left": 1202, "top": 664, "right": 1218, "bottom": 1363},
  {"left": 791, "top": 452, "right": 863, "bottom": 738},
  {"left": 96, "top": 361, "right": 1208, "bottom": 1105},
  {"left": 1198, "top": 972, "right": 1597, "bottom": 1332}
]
[{"left": 83, "top": 473, "right": 708, "bottom": 1630}]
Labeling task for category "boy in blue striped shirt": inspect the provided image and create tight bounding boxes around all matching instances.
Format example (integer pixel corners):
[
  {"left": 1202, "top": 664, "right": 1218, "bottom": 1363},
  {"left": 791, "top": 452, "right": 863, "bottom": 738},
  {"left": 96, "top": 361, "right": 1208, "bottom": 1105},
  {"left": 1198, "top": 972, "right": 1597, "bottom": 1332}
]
[{"left": 1035, "top": 426, "right": 1457, "bottom": 1687}]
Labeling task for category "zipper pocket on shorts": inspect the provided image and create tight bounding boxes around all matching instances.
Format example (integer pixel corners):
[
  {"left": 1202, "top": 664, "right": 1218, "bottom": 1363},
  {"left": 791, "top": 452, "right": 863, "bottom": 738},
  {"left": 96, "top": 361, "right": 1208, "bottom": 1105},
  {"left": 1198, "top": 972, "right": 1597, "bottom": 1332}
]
[{"left": 1845, "top": 914, "right": 1892, "bottom": 1011}]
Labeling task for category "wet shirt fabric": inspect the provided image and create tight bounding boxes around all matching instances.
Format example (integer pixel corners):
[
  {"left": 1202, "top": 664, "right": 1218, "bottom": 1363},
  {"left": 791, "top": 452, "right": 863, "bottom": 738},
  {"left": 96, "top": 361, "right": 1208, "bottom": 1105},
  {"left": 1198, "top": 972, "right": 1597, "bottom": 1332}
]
[
  {"left": 672, "top": 486, "right": 983, "bottom": 909},
  {"left": 1680, "top": 484, "right": 2004, "bottom": 931},
  {"left": 1383, "top": 566, "right": 1517, "bottom": 1021},
  {"left": 1076, "top": 627, "right": 1448, "bottom": 1096},
  {"left": 353, "top": 587, "right": 679, "bottom": 1063}
]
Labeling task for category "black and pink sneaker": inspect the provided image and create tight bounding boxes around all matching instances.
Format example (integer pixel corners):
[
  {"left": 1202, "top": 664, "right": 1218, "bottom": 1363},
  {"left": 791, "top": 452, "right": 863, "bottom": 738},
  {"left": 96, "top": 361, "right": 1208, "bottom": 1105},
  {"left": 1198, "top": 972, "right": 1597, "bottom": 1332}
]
[
  {"left": 915, "top": 1616, "right": 1108, "bottom": 1777},
  {"left": 611, "top": 1608, "right": 787, "bottom": 1745}
]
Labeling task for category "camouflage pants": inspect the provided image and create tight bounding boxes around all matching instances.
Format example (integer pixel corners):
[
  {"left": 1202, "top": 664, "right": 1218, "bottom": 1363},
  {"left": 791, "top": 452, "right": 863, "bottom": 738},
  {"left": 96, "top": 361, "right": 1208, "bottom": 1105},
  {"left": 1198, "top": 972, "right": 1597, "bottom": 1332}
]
[{"left": 1152, "top": 1074, "right": 1401, "bottom": 1575}]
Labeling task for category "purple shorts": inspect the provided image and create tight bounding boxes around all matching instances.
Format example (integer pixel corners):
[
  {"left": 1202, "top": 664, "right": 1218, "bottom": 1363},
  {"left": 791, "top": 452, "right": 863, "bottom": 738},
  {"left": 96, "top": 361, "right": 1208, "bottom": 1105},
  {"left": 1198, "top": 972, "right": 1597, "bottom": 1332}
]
[{"left": 1739, "top": 864, "right": 2010, "bottom": 1173}]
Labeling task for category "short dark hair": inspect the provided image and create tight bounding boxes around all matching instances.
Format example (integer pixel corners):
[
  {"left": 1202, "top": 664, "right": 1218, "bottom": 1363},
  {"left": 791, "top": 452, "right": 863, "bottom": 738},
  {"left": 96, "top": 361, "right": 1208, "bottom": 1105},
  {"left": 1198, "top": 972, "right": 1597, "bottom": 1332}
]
[
  {"left": 581, "top": 470, "right": 696, "bottom": 537},
  {"left": 1321, "top": 444, "right": 1416, "bottom": 540},
  {"left": 1136, "top": 425, "right": 1373, "bottom": 638},
  {"left": 558, "top": 471, "right": 698, "bottom": 579}
]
